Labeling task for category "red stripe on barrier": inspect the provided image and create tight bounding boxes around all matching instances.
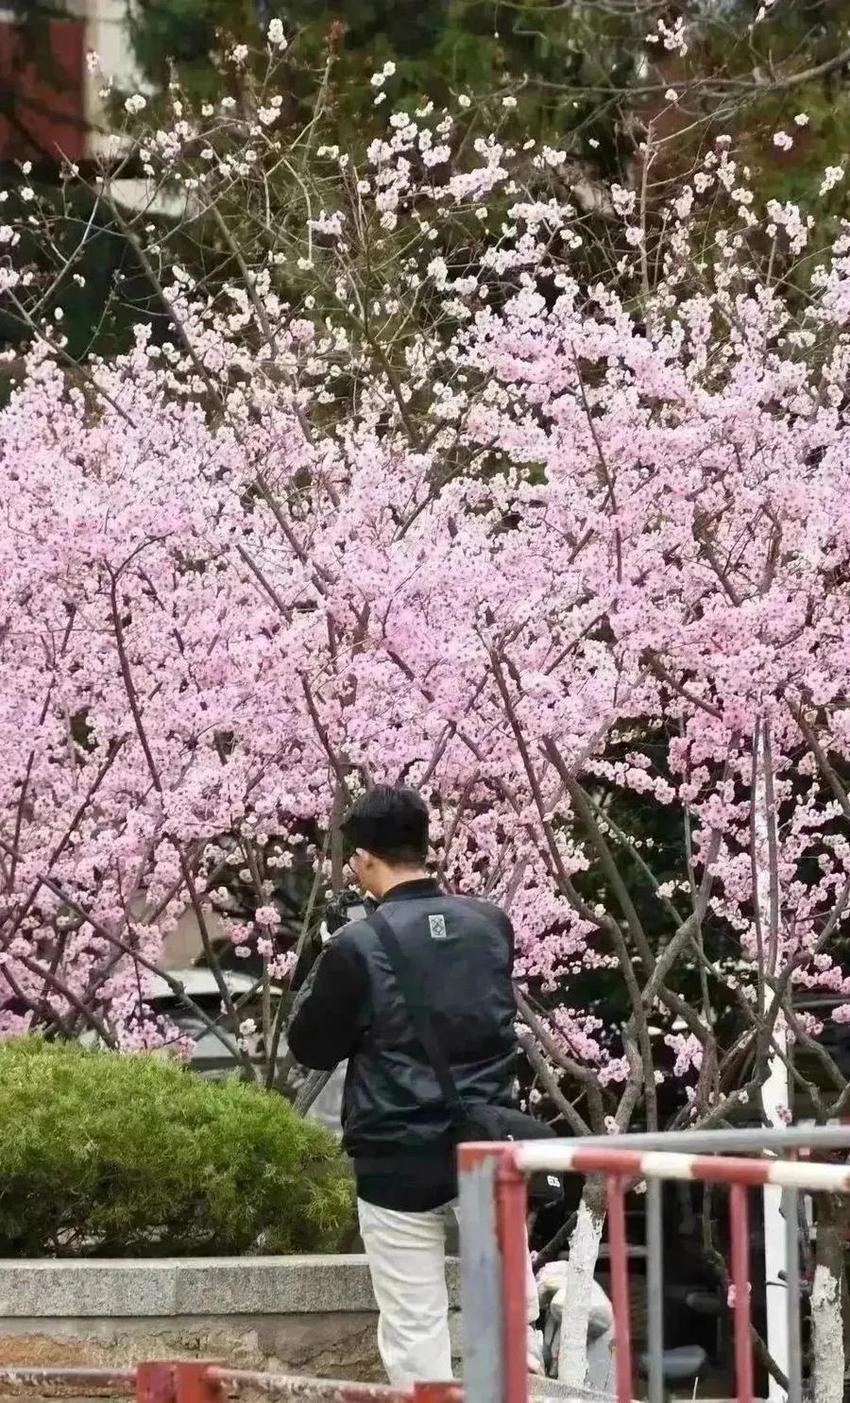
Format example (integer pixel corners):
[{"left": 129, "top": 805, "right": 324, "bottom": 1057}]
[
  {"left": 689, "top": 1156, "right": 771, "bottom": 1187},
  {"left": 570, "top": 1148, "right": 644, "bottom": 1177},
  {"left": 457, "top": 1141, "right": 503, "bottom": 1170}
]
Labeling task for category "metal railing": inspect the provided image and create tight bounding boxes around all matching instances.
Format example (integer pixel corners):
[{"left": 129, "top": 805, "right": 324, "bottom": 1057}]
[
  {"left": 4, "top": 1126, "right": 850, "bottom": 1403},
  {"left": 0, "top": 1363, "right": 461, "bottom": 1403},
  {"left": 457, "top": 1126, "right": 850, "bottom": 1403}
]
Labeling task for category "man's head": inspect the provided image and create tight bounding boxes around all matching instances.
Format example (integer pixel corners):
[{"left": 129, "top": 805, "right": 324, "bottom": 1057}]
[{"left": 341, "top": 785, "right": 429, "bottom": 898}]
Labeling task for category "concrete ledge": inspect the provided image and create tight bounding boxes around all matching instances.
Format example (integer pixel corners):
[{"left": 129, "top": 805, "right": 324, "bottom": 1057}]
[
  {"left": 0, "top": 1257, "right": 461, "bottom": 1320},
  {"left": 0, "top": 1257, "right": 462, "bottom": 1390}
]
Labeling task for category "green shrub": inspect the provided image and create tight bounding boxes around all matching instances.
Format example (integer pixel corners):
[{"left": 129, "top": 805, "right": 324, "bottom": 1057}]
[{"left": 0, "top": 1039, "right": 353, "bottom": 1257}]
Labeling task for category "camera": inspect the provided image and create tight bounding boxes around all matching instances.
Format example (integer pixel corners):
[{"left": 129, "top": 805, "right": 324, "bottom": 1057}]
[
  {"left": 324, "top": 888, "right": 374, "bottom": 935},
  {"left": 290, "top": 889, "right": 375, "bottom": 991}
]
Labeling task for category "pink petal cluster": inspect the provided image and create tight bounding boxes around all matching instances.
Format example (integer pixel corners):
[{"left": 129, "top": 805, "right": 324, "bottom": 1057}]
[{"left": 1, "top": 102, "right": 848, "bottom": 1112}]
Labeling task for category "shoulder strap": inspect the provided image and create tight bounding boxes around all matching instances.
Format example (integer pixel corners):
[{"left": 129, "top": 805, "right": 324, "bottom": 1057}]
[{"left": 366, "top": 908, "right": 467, "bottom": 1124}]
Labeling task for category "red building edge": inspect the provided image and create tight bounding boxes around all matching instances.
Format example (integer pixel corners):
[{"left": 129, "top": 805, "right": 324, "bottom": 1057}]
[{"left": 0, "top": 17, "right": 87, "bottom": 165}]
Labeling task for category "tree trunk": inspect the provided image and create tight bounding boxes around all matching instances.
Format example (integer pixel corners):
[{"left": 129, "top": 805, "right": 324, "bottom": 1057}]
[
  {"left": 558, "top": 1177, "right": 607, "bottom": 1384},
  {"left": 811, "top": 1191, "right": 850, "bottom": 1403}
]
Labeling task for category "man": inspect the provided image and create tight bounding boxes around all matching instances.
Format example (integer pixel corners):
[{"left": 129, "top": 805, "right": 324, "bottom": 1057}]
[{"left": 288, "top": 785, "right": 541, "bottom": 1386}]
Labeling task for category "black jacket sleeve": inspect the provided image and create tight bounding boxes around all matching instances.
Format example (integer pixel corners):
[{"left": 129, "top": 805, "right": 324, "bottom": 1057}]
[
  {"left": 287, "top": 936, "right": 368, "bottom": 1070},
  {"left": 476, "top": 898, "right": 515, "bottom": 969}
]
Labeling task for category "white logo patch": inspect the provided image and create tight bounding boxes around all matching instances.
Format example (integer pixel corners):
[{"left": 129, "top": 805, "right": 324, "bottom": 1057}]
[{"left": 428, "top": 914, "right": 448, "bottom": 941}]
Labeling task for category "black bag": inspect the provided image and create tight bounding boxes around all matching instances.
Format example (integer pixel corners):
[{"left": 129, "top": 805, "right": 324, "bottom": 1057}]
[{"left": 367, "top": 909, "right": 564, "bottom": 1207}]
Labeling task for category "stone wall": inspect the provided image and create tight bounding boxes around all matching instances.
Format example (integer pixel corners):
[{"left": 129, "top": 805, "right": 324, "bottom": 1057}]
[{"left": 0, "top": 1257, "right": 461, "bottom": 1390}]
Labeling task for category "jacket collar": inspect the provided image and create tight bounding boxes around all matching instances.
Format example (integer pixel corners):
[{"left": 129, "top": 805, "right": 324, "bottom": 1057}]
[{"left": 379, "top": 877, "right": 440, "bottom": 903}]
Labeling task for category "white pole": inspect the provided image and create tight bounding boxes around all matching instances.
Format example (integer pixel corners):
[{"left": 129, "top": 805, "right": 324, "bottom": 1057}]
[
  {"left": 754, "top": 721, "right": 790, "bottom": 1402},
  {"left": 762, "top": 1036, "right": 790, "bottom": 1402}
]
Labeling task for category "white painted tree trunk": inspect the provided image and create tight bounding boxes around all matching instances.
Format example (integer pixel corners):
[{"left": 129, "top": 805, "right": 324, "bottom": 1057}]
[
  {"left": 812, "top": 1262, "right": 843, "bottom": 1403},
  {"left": 558, "top": 1187, "right": 606, "bottom": 1384},
  {"left": 811, "top": 1198, "right": 847, "bottom": 1403}
]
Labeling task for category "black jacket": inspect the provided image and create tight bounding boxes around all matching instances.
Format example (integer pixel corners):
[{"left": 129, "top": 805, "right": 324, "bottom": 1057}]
[{"left": 288, "top": 878, "right": 518, "bottom": 1210}]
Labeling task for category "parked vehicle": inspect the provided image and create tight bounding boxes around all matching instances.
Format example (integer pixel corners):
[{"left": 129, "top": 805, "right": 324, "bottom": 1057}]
[
  {"left": 145, "top": 967, "right": 275, "bottom": 1077},
  {"left": 86, "top": 965, "right": 348, "bottom": 1136}
]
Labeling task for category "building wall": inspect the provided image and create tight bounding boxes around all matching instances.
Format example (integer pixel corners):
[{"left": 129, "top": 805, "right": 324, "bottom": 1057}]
[
  {"left": 0, "top": 0, "right": 139, "bottom": 163},
  {"left": 0, "top": 7, "right": 86, "bottom": 162},
  {"left": 84, "top": 0, "right": 142, "bottom": 156}
]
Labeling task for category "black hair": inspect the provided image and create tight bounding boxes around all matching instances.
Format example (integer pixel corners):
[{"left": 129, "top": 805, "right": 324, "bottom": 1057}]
[{"left": 340, "top": 785, "right": 429, "bottom": 866}]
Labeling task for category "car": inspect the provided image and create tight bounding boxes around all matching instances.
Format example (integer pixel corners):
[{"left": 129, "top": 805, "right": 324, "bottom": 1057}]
[
  {"left": 143, "top": 967, "right": 278, "bottom": 1077},
  {"left": 80, "top": 967, "right": 276, "bottom": 1075},
  {"left": 80, "top": 965, "right": 347, "bottom": 1136}
]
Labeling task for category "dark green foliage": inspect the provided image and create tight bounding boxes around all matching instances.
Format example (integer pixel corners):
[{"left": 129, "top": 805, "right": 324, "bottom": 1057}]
[
  {"left": 125, "top": 0, "right": 643, "bottom": 145},
  {"left": 0, "top": 1039, "right": 353, "bottom": 1256},
  {"left": 127, "top": 0, "right": 256, "bottom": 100}
]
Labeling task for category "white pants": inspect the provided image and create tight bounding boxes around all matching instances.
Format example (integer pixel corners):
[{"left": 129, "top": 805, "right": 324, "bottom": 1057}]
[{"left": 358, "top": 1197, "right": 539, "bottom": 1386}]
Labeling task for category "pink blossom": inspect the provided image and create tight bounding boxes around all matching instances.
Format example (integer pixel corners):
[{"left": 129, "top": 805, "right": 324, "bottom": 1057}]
[
  {"left": 0, "top": 94, "right": 849, "bottom": 1122},
  {"left": 255, "top": 905, "right": 280, "bottom": 929}
]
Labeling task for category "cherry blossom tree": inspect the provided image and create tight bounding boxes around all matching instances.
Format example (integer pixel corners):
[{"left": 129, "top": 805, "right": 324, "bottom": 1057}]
[{"left": 3, "top": 40, "right": 850, "bottom": 1397}]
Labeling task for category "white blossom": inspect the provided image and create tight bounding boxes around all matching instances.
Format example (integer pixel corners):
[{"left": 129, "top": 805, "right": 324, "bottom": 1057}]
[
  {"left": 267, "top": 17, "right": 287, "bottom": 48},
  {"left": 820, "top": 165, "right": 845, "bottom": 196}
]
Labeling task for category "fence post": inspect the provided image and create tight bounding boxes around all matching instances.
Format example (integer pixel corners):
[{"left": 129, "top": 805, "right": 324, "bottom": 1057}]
[
  {"left": 172, "top": 1362, "right": 225, "bottom": 1403},
  {"left": 607, "top": 1175, "right": 634, "bottom": 1403},
  {"left": 645, "top": 1177, "right": 664, "bottom": 1403},
  {"left": 136, "top": 1363, "right": 177, "bottom": 1403},
  {"left": 730, "top": 1184, "right": 755, "bottom": 1403},
  {"left": 458, "top": 1143, "right": 506, "bottom": 1403},
  {"left": 783, "top": 1187, "right": 803, "bottom": 1403},
  {"left": 495, "top": 1149, "right": 530, "bottom": 1403}
]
